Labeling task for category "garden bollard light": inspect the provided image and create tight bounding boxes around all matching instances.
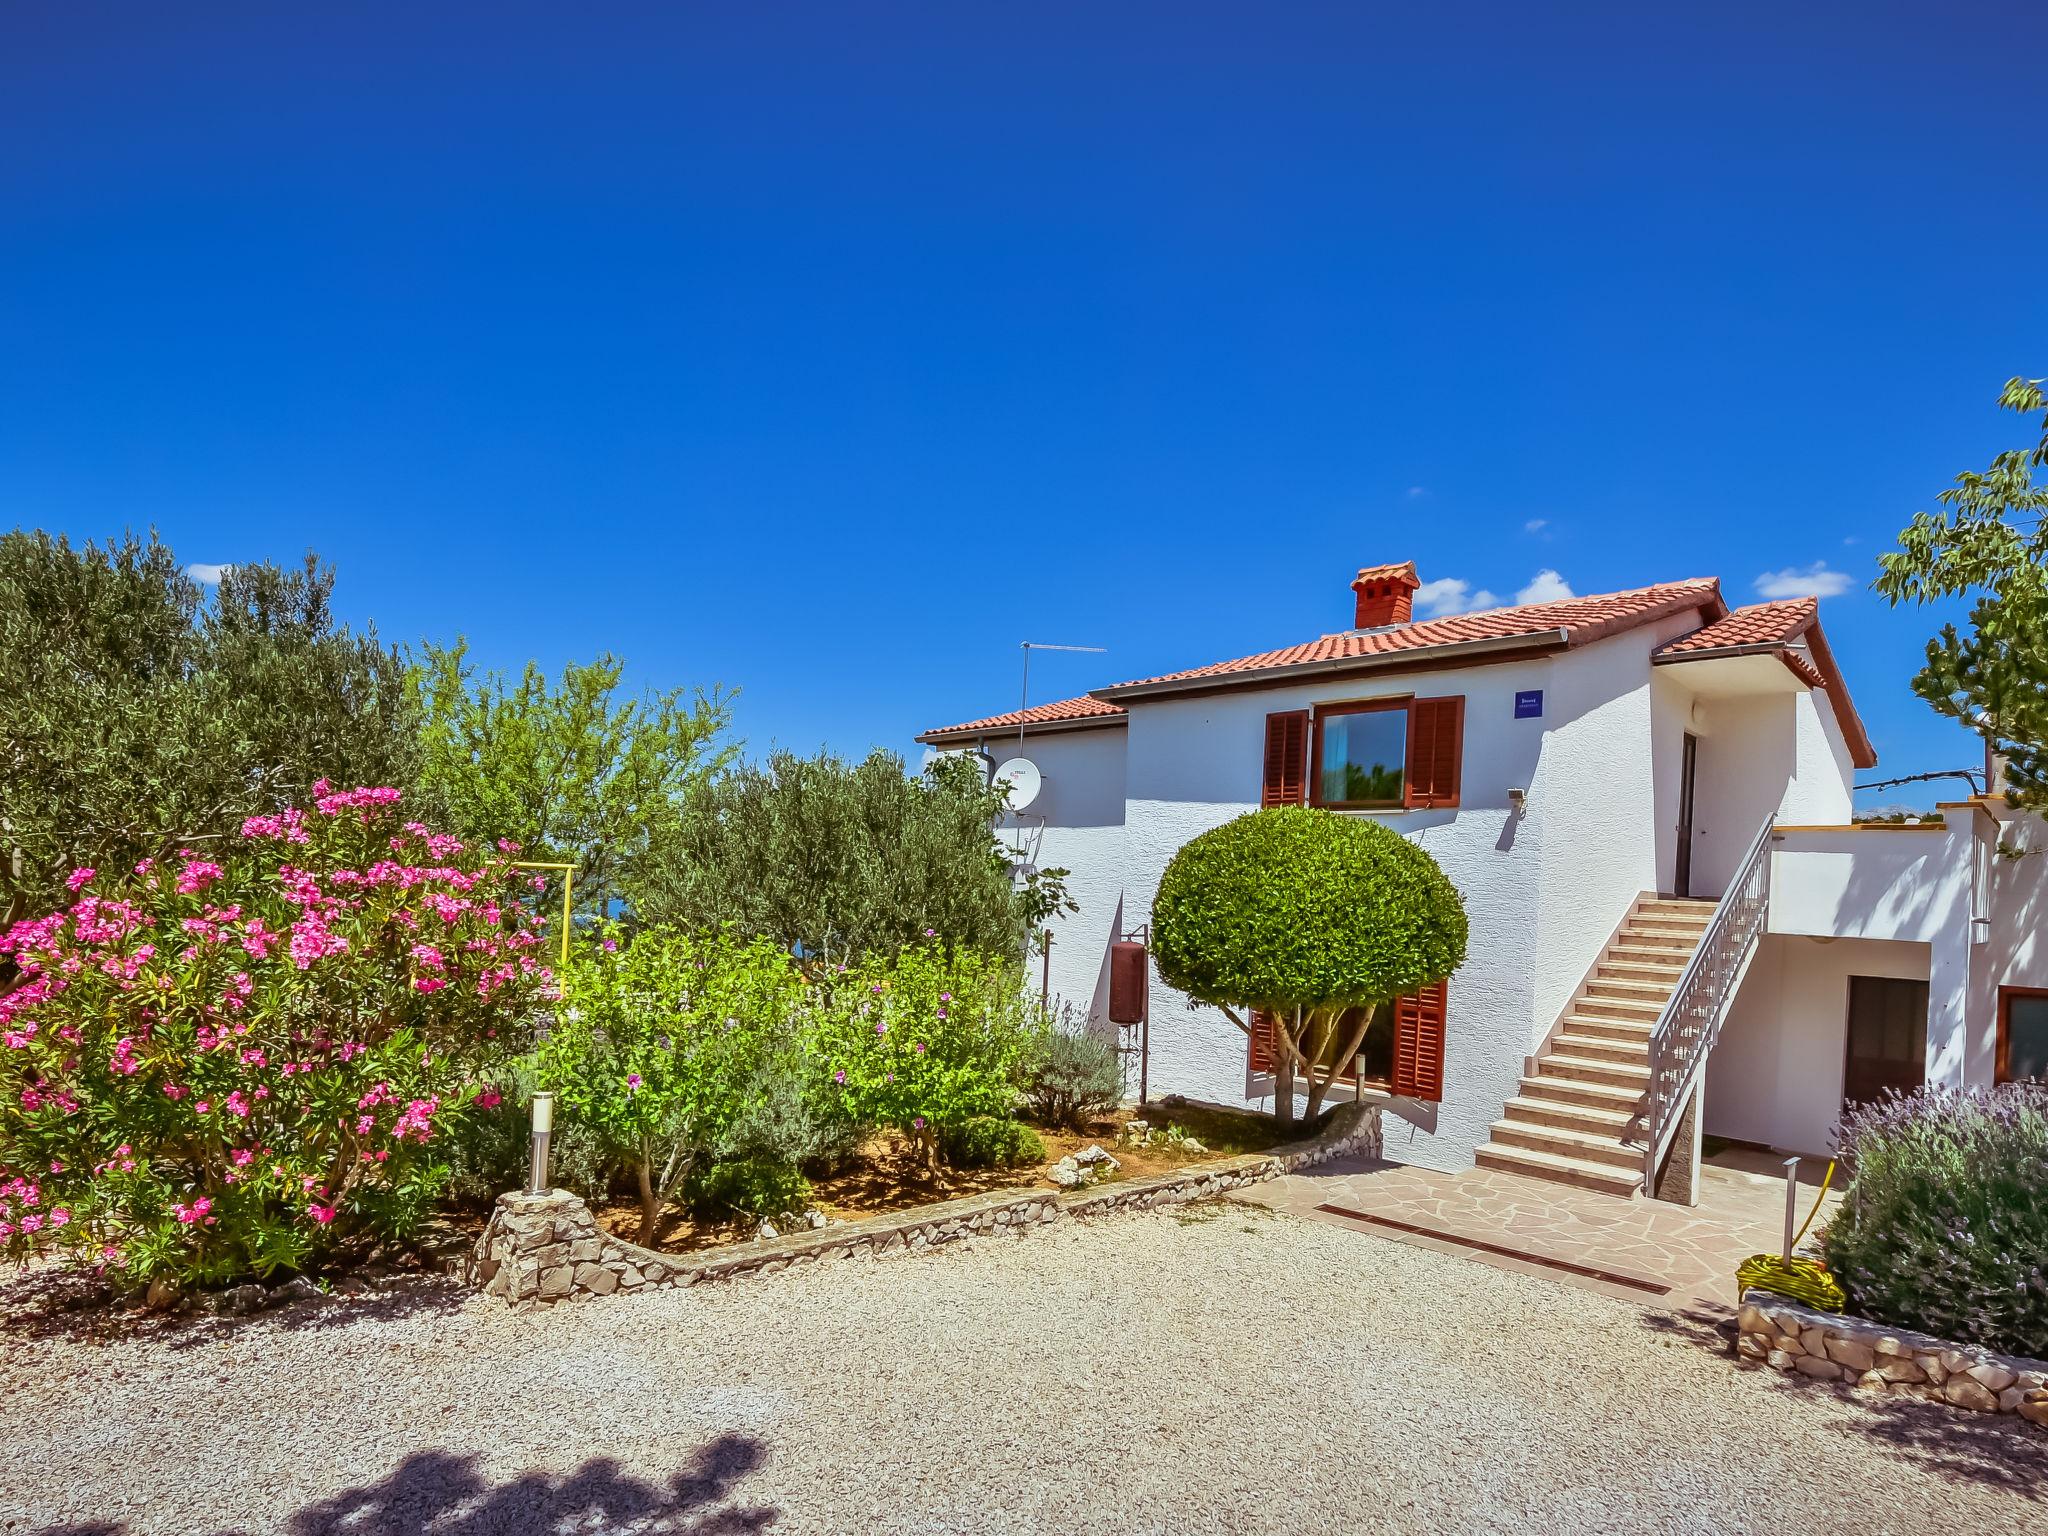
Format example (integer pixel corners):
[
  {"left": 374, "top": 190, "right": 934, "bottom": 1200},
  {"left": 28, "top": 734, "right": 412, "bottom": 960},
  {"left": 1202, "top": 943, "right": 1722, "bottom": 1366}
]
[
  {"left": 1781, "top": 1155, "right": 1801, "bottom": 1259},
  {"left": 528, "top": 1092, "right": 554, "bottom": 1195}
]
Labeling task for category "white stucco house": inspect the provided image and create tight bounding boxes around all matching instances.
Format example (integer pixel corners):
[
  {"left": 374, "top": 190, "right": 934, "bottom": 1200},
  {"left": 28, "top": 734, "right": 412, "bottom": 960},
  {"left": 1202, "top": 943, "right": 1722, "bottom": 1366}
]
[{"left": 918, "top": 560, "right": 2048, "bottom": 1204}]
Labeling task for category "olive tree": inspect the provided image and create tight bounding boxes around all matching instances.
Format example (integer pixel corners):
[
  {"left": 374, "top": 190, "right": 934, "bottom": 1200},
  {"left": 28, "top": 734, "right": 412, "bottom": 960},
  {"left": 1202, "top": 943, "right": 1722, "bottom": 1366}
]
[{"left": 1151, "top": 806, "right": 1468, "bottom": 1122}]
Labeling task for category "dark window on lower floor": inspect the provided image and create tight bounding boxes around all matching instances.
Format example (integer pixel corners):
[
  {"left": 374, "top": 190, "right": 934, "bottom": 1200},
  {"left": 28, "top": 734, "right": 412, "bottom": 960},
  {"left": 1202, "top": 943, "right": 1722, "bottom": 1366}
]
[
  {"left": 1999, "top": 988, "right": 2048, "bottom": 1084},
  {"left": 1844, "top": 975, "right": 1928, "bottom": 1108}
]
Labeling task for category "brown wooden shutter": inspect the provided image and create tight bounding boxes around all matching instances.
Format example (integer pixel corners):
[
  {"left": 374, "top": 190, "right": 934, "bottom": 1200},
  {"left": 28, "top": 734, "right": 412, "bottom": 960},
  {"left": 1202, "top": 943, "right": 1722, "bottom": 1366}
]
[
  {"left": 1248, "top": 1008, "right": 1276, "bottom": 1073},
  {"left": 1391, "top": 979, "right": 1448, "bottom": 1102},
  {"left": 1261, "top": 710, "right": 1309, "bottom": 807},
  {"left": 1404, "top": 696, "right": 1464, "bottom": 809}
]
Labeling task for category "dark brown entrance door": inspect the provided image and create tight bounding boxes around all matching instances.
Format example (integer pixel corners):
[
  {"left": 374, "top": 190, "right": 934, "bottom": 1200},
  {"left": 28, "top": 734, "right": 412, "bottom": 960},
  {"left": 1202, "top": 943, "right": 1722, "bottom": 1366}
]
[
  {"left": 1844, "top": 975, "right": 1928, "bottom": 1107},
  {"left": 1674, "top": 733, "right": 1698, "bottom": 898}
]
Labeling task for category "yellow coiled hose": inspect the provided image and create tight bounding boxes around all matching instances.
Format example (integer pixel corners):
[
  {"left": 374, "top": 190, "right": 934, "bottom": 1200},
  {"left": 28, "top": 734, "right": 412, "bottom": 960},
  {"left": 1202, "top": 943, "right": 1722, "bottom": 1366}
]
[{"left": 1734, "top": 1159, "right": 1845, "bottom": 1311}]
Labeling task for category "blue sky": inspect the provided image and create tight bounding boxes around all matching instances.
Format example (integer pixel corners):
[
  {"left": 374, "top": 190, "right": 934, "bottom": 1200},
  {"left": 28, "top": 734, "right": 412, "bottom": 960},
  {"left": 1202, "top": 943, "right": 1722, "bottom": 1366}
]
[{"left": 4, "top": 3, "right": 2042, "bottom": 807}]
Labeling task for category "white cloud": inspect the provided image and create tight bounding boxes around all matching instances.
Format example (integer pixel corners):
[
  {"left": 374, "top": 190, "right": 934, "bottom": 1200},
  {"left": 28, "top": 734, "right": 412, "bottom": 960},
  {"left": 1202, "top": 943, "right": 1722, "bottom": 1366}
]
[
  {"left": 1523, "top": 518, "right": 1548, "bottom": 535},
  {"left": 1405, "top": 486, "right": 1429, "bottom": 499},
  {"left": 185, "top": 562, "right": 234, "bottom": 585},
  {"left": 1413, "top": 577, "right": 1501, "bottom": 618},
  {"left": 1756, "top": 562, "right": 1853, "bottom": 600},
  {"left": 1516, "top": 569, "right": 1574, "bottom": 605}
]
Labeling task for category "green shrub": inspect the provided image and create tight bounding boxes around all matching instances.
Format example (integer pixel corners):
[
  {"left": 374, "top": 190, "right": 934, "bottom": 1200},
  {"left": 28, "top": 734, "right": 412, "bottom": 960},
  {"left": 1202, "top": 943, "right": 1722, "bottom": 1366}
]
[
  {"left": 719, "top": 1053, "right": 862, "bottom": 1175},
  {"left": 688, "top": 1156, "right": 812, "bottom": 1223},
  {"left": 537, "top": 926, "right": 805, "bottom": 1243},
  {"left": 942, "top": 1116, "right": 1046, "bottom": 1170},
  {"left": 1020, "top": 1020, "right": 1123, "bottom": 1130},
  {"left": 1823, "top": 1083, "right": 2048, "bottom": 1357},
  {"left": 813, "top": 942, "right": 1041, "bottom": 1166},
  {"left": 0, "top": 787, "right": 551, "bottom": 1291}
]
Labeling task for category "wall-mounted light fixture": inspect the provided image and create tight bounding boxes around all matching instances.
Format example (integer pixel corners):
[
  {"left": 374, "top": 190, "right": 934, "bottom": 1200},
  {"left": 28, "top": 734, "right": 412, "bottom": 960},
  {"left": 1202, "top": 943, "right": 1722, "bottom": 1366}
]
[{"left": 1507, "top": 787, "right": 1528, "bottom": 813}]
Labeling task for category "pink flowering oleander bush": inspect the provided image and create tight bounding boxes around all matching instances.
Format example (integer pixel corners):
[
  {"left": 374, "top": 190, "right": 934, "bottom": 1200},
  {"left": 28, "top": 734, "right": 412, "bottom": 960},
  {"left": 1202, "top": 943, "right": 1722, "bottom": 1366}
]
[
  {"left": 813, "top": 942, "right": 1043, "bottom": 1168},
  {"left": 0, "top": 784, "right": 555, "bottom": 1291}
]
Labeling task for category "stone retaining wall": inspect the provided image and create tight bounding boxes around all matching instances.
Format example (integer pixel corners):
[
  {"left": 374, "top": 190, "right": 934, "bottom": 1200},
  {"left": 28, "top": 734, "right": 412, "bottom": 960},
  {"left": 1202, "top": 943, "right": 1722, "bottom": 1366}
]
[
  {"left": 1738, "top": 1287, "right": 2048, "bottom": 1429},
  {"left": 469, "top": 1101, "right": 1379, "bottom": 1309}
]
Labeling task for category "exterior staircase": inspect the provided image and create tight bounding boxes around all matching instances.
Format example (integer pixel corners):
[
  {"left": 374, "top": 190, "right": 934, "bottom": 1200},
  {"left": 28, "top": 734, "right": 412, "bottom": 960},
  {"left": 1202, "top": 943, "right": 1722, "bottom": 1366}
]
[{"left": 1473, "top": 896, "right": 1718, "bottom": 1197}]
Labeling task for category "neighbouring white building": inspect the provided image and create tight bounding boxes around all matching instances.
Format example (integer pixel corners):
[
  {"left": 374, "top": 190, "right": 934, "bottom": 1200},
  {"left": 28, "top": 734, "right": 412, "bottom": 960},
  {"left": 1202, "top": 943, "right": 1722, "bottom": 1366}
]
[{"left": 918, "top": 561, "right": 2048, "bottom": 1204}]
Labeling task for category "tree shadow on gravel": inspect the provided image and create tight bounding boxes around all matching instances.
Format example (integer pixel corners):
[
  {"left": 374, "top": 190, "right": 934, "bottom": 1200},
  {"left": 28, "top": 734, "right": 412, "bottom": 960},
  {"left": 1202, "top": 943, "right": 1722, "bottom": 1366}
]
[
  {"left": 1631, "top": 1301, "right": 2048, "bottom": 1498},
  {"left": 0, "top": 1267, "right": 471, "bottom": 1352},
  {"left": 28, "top": 1435, "right": 776, "bottom": 1536},
  {"left": 1816, "top": 1387, "right": 2048, "bottom": 1499},
  {"left": 1635, "top": 1299, "right": 1737, "bottom": 1354}
]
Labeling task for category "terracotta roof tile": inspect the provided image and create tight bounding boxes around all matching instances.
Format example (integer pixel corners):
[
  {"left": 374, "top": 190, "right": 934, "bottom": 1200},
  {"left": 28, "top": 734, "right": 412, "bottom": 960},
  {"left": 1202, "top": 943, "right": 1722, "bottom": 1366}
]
[
  {"left": 1098, "top": 577, "right": 1724, "bottom": 694},
  {"left": 915, "top": 576, "right": 1878, "bottom": 769},
  {"left": 1654, "top": 598, "right": 1818, "bottom": 656},
  {"left": 1649, "top": 596, "right": 1875, "bottom": 769},
  {"left": 919, "top": 694, "right": 1125, "bottom": 742}
]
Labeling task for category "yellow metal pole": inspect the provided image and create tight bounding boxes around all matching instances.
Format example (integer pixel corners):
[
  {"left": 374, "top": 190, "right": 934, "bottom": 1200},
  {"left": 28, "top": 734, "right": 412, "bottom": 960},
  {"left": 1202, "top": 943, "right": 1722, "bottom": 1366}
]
[{"left": 508, "top": 860, "right": 576, "bottom": 976}]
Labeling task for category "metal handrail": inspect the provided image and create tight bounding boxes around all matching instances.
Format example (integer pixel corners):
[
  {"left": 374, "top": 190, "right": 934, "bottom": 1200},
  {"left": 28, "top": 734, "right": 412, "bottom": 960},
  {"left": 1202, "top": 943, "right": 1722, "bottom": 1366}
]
[{"left": 1642, "top": 814, "right": 1774, "bottom": 1187}]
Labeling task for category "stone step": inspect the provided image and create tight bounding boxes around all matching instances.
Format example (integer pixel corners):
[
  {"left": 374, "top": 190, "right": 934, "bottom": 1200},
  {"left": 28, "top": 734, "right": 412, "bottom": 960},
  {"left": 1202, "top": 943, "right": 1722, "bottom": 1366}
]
[
  {"left": 1605, "top": 942, "right": 1696, "bottom": 966},
  {"left": 1537, "top": 1053, "right": 1653, "bottom": 1091},
  {"left": 1638, "top": 898, "right": 1718, "bottom": 917},
  {"left": 1614, "top": 930, "right": 1705, "bottom": 955},
  {"left": 1596, "top": 957, "right": 1689, "bottom": 984},
  {"left": 1584, "top": 976, "right": 1677, "bottom": 1004},
  {"left": 1485, "top": 1119, "right": 1644, "bottom": 1172},
  {"left": 1627, "top": 915, "right": 1713, "bottom": 939},
  {"left": 1577, "top": 994, "right": 1667, "bottom": 1022},
  {"left": 1474, "top": 1143, "right": 1644, "bottom": 1197},
  {"left": 1552, "top": 1030, "right": 1651, "bottom": 1067},
  {"left": 1560, "top": 1013, "right": 1656, "bottom": 1044},
  {"left": 1500, "top": 1094, "right": 1639, "bottom": 1138},
  {"left": 1516, "top": 1073, "right": 1646, "bottom": 1114}
]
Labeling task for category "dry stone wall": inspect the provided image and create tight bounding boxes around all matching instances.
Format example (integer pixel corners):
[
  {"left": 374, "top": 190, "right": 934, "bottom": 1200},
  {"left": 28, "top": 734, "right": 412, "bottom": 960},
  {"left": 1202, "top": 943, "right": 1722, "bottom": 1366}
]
[
  {"left": 469, "top": 1101, "right": 1380, "bottom": 1308},
  {"left": 1738, "top": 1287, "right": 2048, "bottom": 1429}
]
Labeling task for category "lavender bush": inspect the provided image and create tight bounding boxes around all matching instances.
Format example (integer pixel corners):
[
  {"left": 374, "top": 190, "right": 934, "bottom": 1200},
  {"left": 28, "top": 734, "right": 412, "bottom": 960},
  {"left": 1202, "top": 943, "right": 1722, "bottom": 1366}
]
[{"left": 1823, "top": 1083, "right": 2048, "bottom": 1358}]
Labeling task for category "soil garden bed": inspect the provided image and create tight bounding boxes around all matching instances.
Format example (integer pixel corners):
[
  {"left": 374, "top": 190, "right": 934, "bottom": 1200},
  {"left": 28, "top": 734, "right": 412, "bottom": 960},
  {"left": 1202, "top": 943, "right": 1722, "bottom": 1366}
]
[{"left": 586, "top": 1100, "right": 1303, "bottom": 1255}]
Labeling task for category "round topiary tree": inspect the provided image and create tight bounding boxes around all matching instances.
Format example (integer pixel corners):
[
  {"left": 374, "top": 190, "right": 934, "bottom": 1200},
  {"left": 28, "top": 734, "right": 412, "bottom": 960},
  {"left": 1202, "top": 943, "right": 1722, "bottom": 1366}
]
[{"left": 1152, "top": 806, "right": 1468, "bottom": 1122}]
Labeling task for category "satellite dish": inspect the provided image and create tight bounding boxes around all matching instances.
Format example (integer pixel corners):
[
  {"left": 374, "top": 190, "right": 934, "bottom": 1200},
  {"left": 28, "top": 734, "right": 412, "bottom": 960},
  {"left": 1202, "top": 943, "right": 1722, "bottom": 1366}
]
[{"left": 993, "top": 757, "right": 1043, "bottom": 810}]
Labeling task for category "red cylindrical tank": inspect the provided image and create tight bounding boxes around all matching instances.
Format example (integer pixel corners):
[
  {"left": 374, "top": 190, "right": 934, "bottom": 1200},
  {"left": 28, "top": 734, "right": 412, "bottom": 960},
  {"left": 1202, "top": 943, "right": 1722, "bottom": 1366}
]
[{"left": 1108, "top": 941, "right": 1148, "bottom": 1024}]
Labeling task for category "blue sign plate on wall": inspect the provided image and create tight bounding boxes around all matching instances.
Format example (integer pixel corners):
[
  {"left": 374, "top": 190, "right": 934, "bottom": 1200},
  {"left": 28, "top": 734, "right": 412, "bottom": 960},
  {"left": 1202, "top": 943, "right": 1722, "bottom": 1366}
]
[{"left": 1514, "top": 689, "right": 1543, "bottom": 719}]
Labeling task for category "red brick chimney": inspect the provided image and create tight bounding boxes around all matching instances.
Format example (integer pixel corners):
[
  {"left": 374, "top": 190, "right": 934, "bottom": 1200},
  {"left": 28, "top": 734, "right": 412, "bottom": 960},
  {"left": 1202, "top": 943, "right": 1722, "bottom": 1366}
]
[{"left": 1351, "top": 561, "right": 1422, "bottom": 628}]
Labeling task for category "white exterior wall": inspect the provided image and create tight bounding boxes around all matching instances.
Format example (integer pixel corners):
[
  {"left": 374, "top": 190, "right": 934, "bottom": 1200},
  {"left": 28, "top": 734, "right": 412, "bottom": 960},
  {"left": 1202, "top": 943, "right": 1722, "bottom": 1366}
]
[
  {"left": 1527, "top": 624, "right": 1685, "bottom": 1045},
  {"left": 973, "top": 727, "right": 1130, "bottom": 1030},
  {"left": 1689, "top": 695, "right": 1796, "bottom": 898},
  {"left": 1790, "top": 692, "right": 1857, "bottom": 825},
  {"left": 1119, "top": 634, "right": 1685, "bottom": 1175},
  {"left": 1705, "top": 934, "right": 1931, "bottom": 1156}
]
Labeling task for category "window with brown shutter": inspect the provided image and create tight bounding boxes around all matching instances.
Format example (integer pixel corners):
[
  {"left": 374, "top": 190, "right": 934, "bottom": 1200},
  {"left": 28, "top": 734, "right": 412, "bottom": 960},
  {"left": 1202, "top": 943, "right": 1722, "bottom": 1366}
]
[
  {"left": 1261, "top": 710, "right": 1309, "bottom": 807},
  {"left": 1247, "top": 984, "right": 1446, "bottom": 1100},
  {"left": 1404, "top": 696, "right": 1464, "bottom": 809},
  {"left": 1248, "top": 1008, "right": 1277, "bottom": 1073},
  {"left": 1391, "top": 979, "right": 1448, "bottom": 1102},
  {"left": 1307, "top": 694, "right": 1465, "bottom": 812}
]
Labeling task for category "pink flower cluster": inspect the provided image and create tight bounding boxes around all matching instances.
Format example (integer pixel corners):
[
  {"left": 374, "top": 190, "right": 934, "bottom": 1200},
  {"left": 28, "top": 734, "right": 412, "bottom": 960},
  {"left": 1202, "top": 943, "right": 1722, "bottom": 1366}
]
[
  {"left": 241, "top": 806, "right": 309, "bottom": 843},
  {"left": 0, "top": 786, "right": 553, "bottom": 1281},
  {"left": 313, "top": 780, "right": 403, "bottom": 818},
  {"left": 174, "top": 850, "right": 225, "bottom": 896}
]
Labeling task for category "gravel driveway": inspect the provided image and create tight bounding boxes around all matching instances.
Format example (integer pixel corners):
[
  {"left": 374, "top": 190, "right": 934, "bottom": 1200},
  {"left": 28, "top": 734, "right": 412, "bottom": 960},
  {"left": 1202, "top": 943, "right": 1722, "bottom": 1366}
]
[{"left": 3, "top": 1199, "right": 2042, "bottom": 1535}]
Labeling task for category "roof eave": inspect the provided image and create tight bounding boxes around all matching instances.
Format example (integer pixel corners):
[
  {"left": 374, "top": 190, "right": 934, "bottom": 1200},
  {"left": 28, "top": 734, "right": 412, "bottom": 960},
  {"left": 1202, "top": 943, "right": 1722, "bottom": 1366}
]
[
  {"left": 915, "top": 712, "right": 1129, "bottom": 748},
  {"left": 1090, "top": 628, "right": 1573, "bottom": 704},
  {"left": 1651, "top": 641, "right": 1797, "bottom": 666}
]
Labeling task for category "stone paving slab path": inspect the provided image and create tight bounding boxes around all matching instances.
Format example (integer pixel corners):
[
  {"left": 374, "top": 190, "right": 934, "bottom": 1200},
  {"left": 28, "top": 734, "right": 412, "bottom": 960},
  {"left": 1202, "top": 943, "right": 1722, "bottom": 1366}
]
[{"left": 1252, "top": 1148, "right": 1844, "bottom": 1303}]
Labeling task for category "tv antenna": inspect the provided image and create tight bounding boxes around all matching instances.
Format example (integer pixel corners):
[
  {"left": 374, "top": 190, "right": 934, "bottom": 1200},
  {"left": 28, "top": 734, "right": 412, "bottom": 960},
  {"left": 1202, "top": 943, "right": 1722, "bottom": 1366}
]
[{"left": 1018, "top": 642, "right": 1107, "bottom": 752}]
